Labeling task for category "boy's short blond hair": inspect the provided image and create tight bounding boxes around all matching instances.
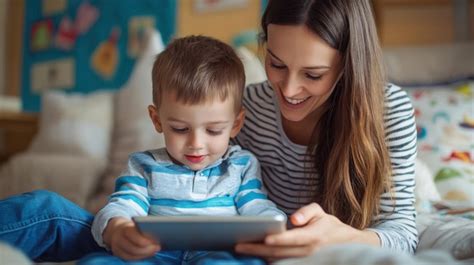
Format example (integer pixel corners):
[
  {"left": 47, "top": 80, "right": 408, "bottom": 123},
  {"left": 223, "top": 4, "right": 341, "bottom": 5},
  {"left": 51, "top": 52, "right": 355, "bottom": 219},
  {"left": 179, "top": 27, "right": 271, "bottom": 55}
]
[{"left": 152, "top": 35, "right": 245, "bottom": 113}]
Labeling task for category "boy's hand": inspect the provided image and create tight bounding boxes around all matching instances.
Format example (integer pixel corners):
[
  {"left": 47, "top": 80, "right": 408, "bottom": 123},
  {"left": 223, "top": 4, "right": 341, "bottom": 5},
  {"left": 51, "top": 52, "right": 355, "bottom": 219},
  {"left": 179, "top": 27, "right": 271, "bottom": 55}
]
[{"left": 103, "top": 217, "right": 161, "bottom": 260}]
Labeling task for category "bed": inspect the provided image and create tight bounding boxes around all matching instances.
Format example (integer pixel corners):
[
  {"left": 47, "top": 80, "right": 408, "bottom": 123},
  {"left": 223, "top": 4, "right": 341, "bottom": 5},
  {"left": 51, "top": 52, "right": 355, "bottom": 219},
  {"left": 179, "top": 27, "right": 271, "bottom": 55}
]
[{"left": 0, "top": 29, "right": 473, "bottom": 264}]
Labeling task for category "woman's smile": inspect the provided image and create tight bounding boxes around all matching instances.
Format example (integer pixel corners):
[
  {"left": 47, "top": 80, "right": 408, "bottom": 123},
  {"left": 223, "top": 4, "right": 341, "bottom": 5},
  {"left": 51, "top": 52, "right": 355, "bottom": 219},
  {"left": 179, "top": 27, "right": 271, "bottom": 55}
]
[{"left": 283, "top": 96, "right": 311, "bottom": 106}]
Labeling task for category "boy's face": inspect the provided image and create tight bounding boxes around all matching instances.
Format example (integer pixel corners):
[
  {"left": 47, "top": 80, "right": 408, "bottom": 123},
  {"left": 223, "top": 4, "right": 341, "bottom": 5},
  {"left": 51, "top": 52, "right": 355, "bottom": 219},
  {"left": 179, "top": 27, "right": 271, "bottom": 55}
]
[{"left": 148, "top": 91, "right": 245, "bottom": 171}]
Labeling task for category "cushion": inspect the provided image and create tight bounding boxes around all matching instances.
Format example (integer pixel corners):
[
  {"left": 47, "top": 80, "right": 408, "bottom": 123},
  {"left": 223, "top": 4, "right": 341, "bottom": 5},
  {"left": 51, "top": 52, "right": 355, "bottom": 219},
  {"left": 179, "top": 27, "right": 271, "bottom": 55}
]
[
  {"left": 87, "top": 29, "right": 166, "bottom": 212},
  {"left": 414, "top": 158, "right": 441, "bottom": 213},
  {"left": 383, "top": 42, "right": 474, "bottom": 86},
  {"left": 0, "top": 152, "right": 106, "bottom": 207},
  {"left": 235, "top": 46, "right": 267, "bottom": 86},
  {"left": 28, "top": 90, "right": 114, "bottom": 159},
  {"left": 407, "top": 82, "right": 474, "bottom": 208}
]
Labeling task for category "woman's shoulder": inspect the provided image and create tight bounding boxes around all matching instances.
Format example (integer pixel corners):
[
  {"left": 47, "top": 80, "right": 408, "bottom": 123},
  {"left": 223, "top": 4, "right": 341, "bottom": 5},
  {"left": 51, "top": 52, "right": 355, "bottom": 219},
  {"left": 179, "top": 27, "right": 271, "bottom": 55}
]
[
  {"left": 384, "top": 83, "right": 415, "bottom": 118},
  {"left": 384, "top": 83, "right": 408, "bottom": 100},
  {"left": 383, "top": 84, "right": 417, "bottom": 147},
  {"left": 243, "top": 81, "right": 274, "bottom": 104}
]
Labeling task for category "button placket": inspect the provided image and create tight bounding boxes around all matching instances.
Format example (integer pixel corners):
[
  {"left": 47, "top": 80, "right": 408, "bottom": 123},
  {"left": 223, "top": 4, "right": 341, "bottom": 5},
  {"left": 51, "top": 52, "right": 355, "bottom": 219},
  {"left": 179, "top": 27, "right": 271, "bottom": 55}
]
[{"left": 192, "top": 170, "right": 208, "bottom": 194}]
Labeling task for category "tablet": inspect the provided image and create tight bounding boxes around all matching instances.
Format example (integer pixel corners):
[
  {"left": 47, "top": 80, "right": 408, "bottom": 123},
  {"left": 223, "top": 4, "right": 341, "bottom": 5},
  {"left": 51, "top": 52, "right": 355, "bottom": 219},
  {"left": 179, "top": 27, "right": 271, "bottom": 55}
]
[{"left": 133, "top": 215, "right": 286, "bottom": 250}]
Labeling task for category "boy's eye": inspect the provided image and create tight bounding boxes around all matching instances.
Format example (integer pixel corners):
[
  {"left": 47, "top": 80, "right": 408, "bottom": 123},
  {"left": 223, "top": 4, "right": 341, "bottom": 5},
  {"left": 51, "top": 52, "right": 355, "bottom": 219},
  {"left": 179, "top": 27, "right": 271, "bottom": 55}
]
[
  {"left": 171, "top": 127, "right": 188, "bottom": 133},
  {"left": 270, "top": 62, "right": 286, "bottom": 69},
  {"left": 305, "top": 73, "right": 322, "bottom": 81},
  {"left": 207, "top": 129, "right": 223, "bottom": 136}
]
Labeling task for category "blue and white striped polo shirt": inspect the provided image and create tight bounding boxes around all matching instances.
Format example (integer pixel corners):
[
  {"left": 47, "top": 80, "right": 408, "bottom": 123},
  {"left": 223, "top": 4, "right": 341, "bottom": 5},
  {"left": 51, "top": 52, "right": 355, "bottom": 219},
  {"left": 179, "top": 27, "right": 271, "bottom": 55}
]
[{"left": 92, "top": 145, "right": 285, "bottom": 247}]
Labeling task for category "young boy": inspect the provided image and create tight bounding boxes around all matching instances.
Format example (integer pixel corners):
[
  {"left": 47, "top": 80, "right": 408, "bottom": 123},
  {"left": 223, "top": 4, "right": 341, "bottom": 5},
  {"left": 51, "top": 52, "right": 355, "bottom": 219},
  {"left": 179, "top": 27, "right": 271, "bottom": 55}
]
[{"left": 83, "top": 36, "right": 285, "bottom": 264}]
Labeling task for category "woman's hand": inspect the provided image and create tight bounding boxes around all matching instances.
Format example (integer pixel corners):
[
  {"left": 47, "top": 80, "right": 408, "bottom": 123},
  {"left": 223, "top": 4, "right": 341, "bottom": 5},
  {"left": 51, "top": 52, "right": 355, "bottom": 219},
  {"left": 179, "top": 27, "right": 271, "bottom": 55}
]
[
  {"left": 235, "top": 203, "right": 380, "bottom": 260},
  {"left": 103, "top": 217, "right": 161, "bottom": 260}
]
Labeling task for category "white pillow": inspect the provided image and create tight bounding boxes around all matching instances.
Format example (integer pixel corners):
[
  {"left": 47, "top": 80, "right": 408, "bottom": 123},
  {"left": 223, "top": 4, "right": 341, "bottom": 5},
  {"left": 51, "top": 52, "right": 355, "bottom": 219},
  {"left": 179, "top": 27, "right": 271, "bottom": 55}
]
[
  {"left": 114, "top": 29, "right": 164, "bottom": 138},
  {"left": 235, "top": 46, "right": 267, "bottom": 86},
  {"left": 414, "top": 158, "right": 441, "bottom": 213},
  {"left": 109, "top": 29, "right": 166, "bottom": 174},
  {"left": 87, "top": 29, "right": 166, "bottom": 212},
  {"left": 29, "top": 90, "right": 114, "bottom": 159}
]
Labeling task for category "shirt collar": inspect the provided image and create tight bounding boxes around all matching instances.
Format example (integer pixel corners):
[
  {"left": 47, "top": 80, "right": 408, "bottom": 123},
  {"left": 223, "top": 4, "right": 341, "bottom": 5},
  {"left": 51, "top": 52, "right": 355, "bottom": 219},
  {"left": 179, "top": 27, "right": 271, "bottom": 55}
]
[{"left": 147, "top": 145, "right": 241, "bottom": 172}]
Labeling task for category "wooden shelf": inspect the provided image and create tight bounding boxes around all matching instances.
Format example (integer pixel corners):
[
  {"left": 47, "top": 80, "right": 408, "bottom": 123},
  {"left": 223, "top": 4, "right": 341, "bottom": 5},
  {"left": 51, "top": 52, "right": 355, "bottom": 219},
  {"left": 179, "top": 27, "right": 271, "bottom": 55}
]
[{"left": 0, "top": 111, "right": 38, "bottom": 162}]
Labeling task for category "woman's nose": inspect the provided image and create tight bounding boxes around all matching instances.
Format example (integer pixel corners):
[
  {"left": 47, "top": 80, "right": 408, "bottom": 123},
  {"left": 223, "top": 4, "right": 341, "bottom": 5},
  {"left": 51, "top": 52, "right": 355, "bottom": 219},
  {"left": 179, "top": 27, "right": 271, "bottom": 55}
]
[{"left": 280, "top": 73, "right": 301, "bottom": 97}]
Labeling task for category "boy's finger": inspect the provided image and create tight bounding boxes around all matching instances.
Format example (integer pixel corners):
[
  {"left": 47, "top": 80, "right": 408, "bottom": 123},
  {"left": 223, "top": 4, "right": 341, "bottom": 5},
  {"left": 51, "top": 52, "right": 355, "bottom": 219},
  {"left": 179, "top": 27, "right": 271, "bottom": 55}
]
[
  {"left": 124, "top": 227, "right": 157, "bottom": 247},
  {"left": 142, "top": 233, "right": 160, "bottom": 245}
]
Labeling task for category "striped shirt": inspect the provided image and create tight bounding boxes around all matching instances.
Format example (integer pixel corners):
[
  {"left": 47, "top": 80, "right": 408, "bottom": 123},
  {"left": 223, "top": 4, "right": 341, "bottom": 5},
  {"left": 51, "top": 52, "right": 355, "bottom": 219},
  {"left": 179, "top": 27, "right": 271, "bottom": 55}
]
[
  {"left": 92, "top": 145, "right": 285, "bottom": 247},
  {"left": 232, "top": 81, "right": 418, "bottom": 253}
]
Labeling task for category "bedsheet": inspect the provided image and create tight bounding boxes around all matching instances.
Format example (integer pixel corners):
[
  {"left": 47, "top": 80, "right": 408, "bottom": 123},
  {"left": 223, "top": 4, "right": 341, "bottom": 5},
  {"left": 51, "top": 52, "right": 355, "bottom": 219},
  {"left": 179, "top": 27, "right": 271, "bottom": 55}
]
[{"left": 406, "top": 81, "right": 474, "bottom": 209}]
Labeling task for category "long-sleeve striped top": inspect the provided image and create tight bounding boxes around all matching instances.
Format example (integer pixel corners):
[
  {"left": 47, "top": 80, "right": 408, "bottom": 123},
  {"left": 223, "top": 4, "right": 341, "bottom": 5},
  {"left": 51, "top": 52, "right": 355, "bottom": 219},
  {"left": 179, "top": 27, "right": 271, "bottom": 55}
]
[
  {"left": 92, "top": 145, "right": 286, "bottom": 247},
  {"left": 232, "top": 81, "right": 418, "bottom": 253}
]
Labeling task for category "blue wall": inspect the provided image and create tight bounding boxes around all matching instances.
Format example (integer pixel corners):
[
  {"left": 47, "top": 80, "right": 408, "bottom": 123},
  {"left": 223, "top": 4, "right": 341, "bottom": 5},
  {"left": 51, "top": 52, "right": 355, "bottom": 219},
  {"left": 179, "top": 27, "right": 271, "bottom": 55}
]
[{"left": 22, "top": 0, "right": 177, "bottom": 112}]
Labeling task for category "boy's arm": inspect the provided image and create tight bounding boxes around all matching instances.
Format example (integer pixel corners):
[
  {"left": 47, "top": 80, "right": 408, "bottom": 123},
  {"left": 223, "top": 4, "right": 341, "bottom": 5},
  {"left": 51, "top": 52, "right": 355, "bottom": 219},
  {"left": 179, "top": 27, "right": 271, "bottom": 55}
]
[
  {"left": 234, "top": 152, "right": 286, "bottom": 221},
  {"left": 92, "top": 152, "right": 153, "bottom": 247}
]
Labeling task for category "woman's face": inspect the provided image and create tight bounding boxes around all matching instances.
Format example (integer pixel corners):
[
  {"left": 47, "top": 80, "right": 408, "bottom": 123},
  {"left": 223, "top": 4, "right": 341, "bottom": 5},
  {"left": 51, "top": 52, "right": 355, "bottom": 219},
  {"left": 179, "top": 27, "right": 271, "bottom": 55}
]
[{"left": 265, "top": 24, "right": 342, "bottom": 122}]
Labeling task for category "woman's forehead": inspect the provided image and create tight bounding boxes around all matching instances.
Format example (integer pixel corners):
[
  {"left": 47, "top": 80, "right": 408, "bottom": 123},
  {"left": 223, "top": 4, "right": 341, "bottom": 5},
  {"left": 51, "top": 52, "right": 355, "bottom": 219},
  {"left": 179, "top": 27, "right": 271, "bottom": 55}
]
[{"left": 266, "top": 24, "right": 340, "bottom": 68}]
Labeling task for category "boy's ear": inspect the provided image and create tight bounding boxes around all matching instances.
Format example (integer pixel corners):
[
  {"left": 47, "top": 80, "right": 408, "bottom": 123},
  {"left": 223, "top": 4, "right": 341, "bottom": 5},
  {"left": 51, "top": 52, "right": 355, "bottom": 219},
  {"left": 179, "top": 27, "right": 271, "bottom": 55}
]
[
  {"left": 148, "top": 105, "right": 163, "bottom": 133},
  {"left": 230, "top": 108, "right": 245, "bottom": 138}
]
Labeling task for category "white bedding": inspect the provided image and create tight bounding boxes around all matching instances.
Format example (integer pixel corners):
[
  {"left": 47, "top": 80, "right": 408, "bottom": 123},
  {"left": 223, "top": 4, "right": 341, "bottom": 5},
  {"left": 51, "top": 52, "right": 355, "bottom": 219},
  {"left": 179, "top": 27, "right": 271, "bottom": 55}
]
[{"left": 275, "top": 243, "right": 464, "bottom": 265}]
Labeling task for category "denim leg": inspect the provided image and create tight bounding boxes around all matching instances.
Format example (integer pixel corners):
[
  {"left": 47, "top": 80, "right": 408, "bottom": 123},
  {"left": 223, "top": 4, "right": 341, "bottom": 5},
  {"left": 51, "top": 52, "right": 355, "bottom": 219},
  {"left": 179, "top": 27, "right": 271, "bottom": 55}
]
[
  {"left": 78, "top": 251, "right": 184, "bottom": 265},
  {"left": 154, "top": 251, "right": 185, "bottom": 265},
  {"left": 0, "top": 190, "right": 105, "bottom": 262},
  {"left": 188, "top": 251, "right": 266, "bottom": 265},
  {"left": 78, "top": 252, "right": 130, "bottom": 265}
]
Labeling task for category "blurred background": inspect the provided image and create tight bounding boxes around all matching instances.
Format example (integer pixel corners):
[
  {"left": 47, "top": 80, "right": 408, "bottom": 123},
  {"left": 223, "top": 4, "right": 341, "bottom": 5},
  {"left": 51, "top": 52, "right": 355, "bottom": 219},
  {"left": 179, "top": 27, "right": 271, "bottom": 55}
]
[{"left": 0, "top": 0, "right": 472, "bottom": 213}]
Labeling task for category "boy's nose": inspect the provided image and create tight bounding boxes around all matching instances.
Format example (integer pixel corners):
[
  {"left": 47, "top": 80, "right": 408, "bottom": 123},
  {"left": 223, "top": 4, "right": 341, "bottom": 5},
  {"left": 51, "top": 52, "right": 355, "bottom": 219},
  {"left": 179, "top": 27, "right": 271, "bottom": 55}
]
[{"left": 187, "top": 132, "right": 203, "bottom": 150}]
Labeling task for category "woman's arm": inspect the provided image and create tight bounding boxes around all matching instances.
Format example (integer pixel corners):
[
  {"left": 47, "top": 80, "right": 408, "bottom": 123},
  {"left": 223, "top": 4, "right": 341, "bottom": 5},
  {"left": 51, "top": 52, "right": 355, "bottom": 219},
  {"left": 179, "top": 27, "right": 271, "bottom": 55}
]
[
  {"left": 235, "top": 203, "right": 380, "bottom": 259},
  {"left": 366, "top": 85, "right": 418, "bottom": 253}
]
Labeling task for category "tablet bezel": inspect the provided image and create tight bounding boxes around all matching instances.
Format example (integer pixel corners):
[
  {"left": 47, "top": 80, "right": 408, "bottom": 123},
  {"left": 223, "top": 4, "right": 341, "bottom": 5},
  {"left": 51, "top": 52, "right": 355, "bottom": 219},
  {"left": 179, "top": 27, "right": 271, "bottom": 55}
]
[{"left": 133, "top": 215, "right": 286, "bottom": 250}]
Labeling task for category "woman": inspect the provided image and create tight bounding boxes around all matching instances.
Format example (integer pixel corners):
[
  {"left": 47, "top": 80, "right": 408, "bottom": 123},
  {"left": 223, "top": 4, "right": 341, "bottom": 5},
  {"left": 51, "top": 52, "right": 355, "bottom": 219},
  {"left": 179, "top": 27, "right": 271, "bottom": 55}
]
[
  {"left": 233, "top": 0, "right": 417, "bottom": 259},
  {"left": 0, "top": 0, "right": 417, "bottom": 262}
]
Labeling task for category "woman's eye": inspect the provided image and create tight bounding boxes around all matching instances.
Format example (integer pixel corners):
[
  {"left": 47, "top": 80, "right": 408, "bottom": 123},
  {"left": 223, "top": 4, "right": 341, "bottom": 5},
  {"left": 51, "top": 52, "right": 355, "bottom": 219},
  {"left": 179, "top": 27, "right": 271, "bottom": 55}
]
[
  {"left": 171, "top": 127, "right": 188, "bottom": 133},
  {"left": 270, "top": 62, "right": 286, "bottom": 69},
  {"left": 305, "top": 73, "right": 322, "bottom": 81},
  {"left": 207, "top": 129, "right": 223, "bottom": 136}
]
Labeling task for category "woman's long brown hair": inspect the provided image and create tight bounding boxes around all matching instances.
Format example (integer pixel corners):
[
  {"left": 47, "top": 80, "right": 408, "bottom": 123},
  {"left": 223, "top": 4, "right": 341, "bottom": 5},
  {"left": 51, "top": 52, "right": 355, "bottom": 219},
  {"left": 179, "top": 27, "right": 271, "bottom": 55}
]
[{"left": 261, "top": 0, "right": 392, "bottom": 229}]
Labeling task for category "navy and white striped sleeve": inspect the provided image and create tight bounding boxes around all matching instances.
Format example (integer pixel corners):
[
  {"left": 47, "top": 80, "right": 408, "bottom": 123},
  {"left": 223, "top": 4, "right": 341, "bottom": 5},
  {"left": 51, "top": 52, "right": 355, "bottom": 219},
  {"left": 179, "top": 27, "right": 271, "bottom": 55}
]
[{"left": 367, "top": 84, "right": 418, "bottom": 253}]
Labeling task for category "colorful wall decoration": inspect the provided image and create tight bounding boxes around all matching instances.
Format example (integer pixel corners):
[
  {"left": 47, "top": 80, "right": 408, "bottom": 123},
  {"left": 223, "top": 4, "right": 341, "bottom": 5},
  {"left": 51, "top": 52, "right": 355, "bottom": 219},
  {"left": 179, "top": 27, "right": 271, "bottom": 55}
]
[{"left": 22, "top": 0, "right": 177, "bottom": 112}]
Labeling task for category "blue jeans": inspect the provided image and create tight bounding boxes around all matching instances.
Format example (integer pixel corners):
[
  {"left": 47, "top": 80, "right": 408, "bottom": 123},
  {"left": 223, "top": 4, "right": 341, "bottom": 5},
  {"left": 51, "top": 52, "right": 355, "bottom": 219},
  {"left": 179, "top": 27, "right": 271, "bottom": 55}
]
[
  {"left": 0, "top": 190, "right": 105, "bottom": 262},
  {"left": 79, "top": 250, "right": 266, "bottom": 265},
  {"left": 0, "top": 190, "right": 266, "bottom": 264}
]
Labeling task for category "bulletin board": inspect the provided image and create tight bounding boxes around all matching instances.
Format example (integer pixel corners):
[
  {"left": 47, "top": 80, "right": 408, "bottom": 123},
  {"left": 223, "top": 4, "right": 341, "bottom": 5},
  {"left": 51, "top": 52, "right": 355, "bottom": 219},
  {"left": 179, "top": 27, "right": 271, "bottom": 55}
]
[{"left": 21, "top": 0, "right": 177, "bottom": 112}]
